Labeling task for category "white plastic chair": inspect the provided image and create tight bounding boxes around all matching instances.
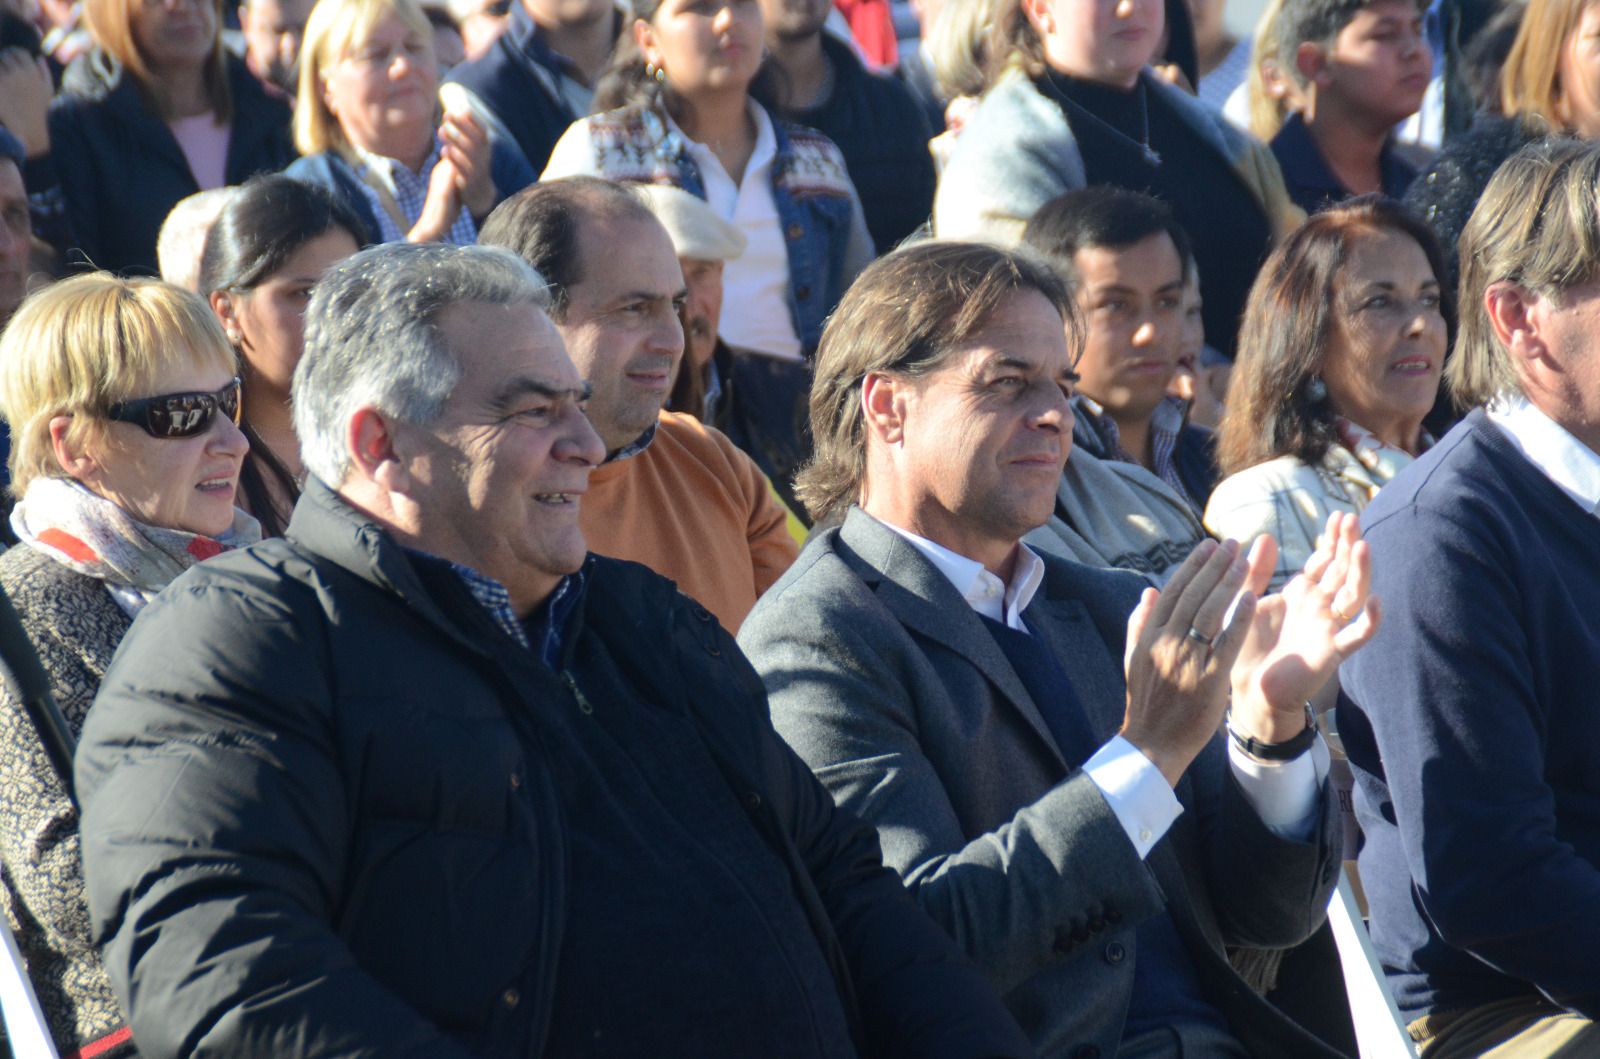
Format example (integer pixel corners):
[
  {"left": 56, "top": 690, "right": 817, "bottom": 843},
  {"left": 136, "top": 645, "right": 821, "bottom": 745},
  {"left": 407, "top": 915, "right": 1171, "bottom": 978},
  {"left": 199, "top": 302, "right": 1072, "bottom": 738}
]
[
  {"left": 0, "top": 913, "right": 59, "bottom": 1059},
  {"left": 1328, "top": 869, "right": 1417, "bottom": 1059}
]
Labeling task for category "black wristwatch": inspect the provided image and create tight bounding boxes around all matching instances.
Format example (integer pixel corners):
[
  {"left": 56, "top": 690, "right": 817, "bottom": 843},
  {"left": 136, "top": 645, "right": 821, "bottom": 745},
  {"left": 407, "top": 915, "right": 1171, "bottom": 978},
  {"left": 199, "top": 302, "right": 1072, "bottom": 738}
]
[{"left": 1225, "top": 703, "right": 1318, "bottom": 762}]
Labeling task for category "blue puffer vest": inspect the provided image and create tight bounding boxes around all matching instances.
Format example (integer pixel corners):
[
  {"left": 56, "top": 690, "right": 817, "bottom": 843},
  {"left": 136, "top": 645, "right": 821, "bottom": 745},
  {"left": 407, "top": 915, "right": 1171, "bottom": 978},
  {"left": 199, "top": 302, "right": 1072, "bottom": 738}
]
[{"left": 583, "top": 103, "right": 855, "bottom": 355}]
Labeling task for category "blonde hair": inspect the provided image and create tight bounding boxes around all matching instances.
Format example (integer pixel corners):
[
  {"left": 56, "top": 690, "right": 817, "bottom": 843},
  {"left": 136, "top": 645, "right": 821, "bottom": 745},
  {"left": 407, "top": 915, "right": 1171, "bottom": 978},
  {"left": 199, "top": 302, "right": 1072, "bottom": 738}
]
[
  {"left": 294, "top": 0, "right": 435, "bottom": 156},
  {"left": 925, "top": 0, "right": 1000, "bottom": 99},
  {"left": 0, "top": 274, "right": 237, "bottom": 496},
  {"left": 1245, "top": 0, "right": 1296, "bottom": 141},
  {"left": 1452, "top": 139, "right": 1600, "bottom": 408},
  {"left": 1500, "top": 0, "right": 1593, "bottom": 128},
  {"left": 83, "top": 0, "right": 231, "bottom": 120}
]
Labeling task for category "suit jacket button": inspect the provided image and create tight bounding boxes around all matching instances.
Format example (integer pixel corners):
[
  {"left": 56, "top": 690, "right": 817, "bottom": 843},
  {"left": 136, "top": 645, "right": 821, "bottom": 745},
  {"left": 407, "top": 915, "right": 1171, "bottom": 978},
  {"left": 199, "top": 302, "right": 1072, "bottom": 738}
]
[
  {"left": 786, "top": 223, "right": 804, "bottom": 240},
  {"left": 796, "top": 284, "right": 812, "bottom": 300},
  {"left": 502, "top": 988, "right": 521, "bottom": 1009},
  {"left": 1104, "top": 942, "right": 1125, "bottom": 964}
]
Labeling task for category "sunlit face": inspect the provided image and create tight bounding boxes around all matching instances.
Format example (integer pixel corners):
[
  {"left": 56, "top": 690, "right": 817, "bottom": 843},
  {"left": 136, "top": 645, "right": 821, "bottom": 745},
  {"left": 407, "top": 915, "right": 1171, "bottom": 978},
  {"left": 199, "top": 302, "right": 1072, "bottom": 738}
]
[
  {"left": 1317, "top": 0, "right": 1431, "bottom": 129},
  {"left": 240, "top": 0, "right": 313, "bottom": 92},
  {"left": 1558, "top": 2, "right": 1600, "bottom": 137},
  {"left": 0, "top": 161, "right": 28, "bottom": 327},
  {"left": 224, "top": 228, "right": 361, "bottom": 397},
  {"left": 882, "top": 289, "right": 1077, "bottom": 564},
  {"left": 130, "top": 0, "right": 219, "bottom": 70},
  {"left": 1071, "top": 231, "right": 1185, "bottom": 426},
  {"left": 401, "top": 301, "right": 606, "bottom": 610},
  {"left": 635, "top": 0, "right": 764, "bottom": 97},
  {"left": 680, "top": 256, "right": 725, "bottom": 372},
  {"left": 81, "top": 360, "right": 249, "bottom": 536},
  {"left": 1320, "top": 228, "right": 1445, "bottom": 442},
  {"left": 1031, "top": 0, "right": 1164, "bottom": 88},
  {"left": 556, "top": 215, "right": 687, "bottom": 453},
  {"left": 323, "top": 12, "right": 438, "bottom": 156}
]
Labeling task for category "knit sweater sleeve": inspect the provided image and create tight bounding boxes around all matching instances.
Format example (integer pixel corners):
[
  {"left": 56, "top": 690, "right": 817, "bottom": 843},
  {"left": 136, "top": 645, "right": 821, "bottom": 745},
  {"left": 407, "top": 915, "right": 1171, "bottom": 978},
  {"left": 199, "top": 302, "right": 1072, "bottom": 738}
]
[{"left": 1342, "top": 491, "right": 1600, "bottom": 1015}]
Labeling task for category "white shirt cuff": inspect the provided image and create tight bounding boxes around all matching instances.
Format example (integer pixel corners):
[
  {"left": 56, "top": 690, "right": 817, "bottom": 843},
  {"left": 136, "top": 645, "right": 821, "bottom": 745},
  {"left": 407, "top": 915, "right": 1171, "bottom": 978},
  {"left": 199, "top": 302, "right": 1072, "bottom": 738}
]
[
  {"left": 1084, "top": 735, "right": 1184, "bottom": 860},
  {"left": 1227, "top": 734, "right": 1331, "bottom": 841}
]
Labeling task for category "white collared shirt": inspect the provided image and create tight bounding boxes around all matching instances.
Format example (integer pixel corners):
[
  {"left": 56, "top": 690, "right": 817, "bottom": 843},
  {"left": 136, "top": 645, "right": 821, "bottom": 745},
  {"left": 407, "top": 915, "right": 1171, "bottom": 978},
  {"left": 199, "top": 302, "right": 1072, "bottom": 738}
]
[
  {"left": 883, "top": 518, "right": 1324, "bottom": 858},
  {"left": 1487, "top": 394, "right": 1600, "bottom": 517},
  {"left": 670, "top": 104, "right": 803, "bottom": 363}
]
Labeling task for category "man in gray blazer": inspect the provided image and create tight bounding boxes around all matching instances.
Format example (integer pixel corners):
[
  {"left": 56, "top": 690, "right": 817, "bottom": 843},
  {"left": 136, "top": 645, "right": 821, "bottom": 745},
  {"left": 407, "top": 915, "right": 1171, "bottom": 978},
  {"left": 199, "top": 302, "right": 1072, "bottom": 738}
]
[{"left": 739, "top": 241, "right": 1378, "bottom": 1059}]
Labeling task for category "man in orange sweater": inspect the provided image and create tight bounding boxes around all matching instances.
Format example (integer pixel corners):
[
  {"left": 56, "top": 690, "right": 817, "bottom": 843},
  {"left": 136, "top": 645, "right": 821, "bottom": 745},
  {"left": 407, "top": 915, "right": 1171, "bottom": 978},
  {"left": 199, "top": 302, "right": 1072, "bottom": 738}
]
[{"left": 480, "top": 178, "right": 798, "bottom": 630}]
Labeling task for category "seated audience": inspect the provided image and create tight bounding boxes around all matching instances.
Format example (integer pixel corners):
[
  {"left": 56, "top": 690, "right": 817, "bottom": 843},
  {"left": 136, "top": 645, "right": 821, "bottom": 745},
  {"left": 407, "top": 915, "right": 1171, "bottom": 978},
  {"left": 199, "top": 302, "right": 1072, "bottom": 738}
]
[
  {"left": 1023, "top": 186, "right": 1219, "bottom": 511},
  {"left": 287, "top": 0, "right": 533, "bottom": 246},
  {"left": 239, "top": 0, "right": 314, "bottom": 97},
  {"left": 1405, "top": 0, "right": 1590, "bottom": 292},
  {"left": 1207, "top": 196, "right": 1446, "bottom": 589},
  {"left": 202, "top": 175, "right": 365, "bottom": 536},
  {"left": 759, "top": 0, "right": 937, "bottom": 250},
  {"left": 740, "top": 240, "right": 1373, "bottom": 1058},
  {"left": 1271, "top": 0, "right": 1430, "bottom": 215},
  {"left": 0, "top": 274, "right": 256, "bottom": 1059},
  {"left": 542, "top": 0, "right": 874, "bottom": 497},
  {"left": 73, "top": 241, "right": 1033, "bottom": 1059},
  {"left": 31, "top": 0, "right": 294, "bottom": 275},
  {"left": 932, "top": 0, "right": 1300, "bottom": 355},
  {"left": 154, "top": 187, "right": 235, "bottom": 292},
  {"left": 1168, "top": 261, "right": 1229, "bottom": 431},
  {"left": 480, "top": 179, "right": 797, "bottom": 631},
  {"left": 1341, "top": 138, "right": 1600, "bottom": 1059},
  {"left": 445, "top": 0, "right": 621, "bottom": 174}
]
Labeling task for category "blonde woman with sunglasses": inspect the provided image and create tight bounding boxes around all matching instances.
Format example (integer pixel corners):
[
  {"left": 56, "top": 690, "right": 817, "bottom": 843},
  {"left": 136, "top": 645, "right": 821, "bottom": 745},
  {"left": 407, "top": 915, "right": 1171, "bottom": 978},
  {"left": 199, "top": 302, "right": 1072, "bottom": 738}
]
[{"left": 0, "top": 273, "right": 257, "bottom": 1059}]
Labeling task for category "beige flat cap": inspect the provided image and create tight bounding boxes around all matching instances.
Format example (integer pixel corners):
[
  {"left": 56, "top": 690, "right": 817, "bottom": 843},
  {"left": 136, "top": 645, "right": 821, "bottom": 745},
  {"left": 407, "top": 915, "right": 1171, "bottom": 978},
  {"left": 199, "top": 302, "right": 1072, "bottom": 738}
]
[{"left": 632, "top": 183, "right": 748, "bottom": 262}]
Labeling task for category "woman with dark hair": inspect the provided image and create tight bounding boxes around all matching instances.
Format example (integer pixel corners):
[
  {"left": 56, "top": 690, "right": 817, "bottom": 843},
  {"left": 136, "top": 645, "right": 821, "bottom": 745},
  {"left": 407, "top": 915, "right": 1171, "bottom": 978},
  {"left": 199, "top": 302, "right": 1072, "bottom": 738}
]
[
  {"left": 202, "top": 175, "right": 364, "bottom": 536},
  {"left": 1206, "top": 196, "right": 1447, "bottom": 588},
  {"left": 24, "top": 0, "right": 294, "bottom": 275},
  {"left": 932, "top": 0, "right": 1300, "bottom": 356},
  {"left": 540, "top": 0, "right": 871, "bottom": 503}
]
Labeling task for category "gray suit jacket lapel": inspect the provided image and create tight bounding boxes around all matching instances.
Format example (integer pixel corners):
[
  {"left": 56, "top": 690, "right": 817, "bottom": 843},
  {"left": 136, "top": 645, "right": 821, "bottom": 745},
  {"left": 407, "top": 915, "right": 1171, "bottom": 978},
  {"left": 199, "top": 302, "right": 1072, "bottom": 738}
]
[{"left": 839, "top": 510, "right": 1085, "bottom": 772}]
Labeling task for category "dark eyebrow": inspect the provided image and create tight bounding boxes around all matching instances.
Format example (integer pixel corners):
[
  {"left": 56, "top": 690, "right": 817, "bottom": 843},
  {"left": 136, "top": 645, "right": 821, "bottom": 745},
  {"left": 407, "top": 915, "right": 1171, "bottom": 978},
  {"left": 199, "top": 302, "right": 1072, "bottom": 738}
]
[
  {"left": 981, "top": 356, "right": 1036, "bottom": 373},
  {"left": 489, "top": 376, "right": 591, "bottom": 413}
]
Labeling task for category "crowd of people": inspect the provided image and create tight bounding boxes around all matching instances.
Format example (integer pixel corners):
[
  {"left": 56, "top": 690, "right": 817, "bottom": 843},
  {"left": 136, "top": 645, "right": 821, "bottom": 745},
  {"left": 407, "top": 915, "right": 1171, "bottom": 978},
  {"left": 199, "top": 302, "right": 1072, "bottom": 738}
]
[{"left": 0, "top": 0, "right": 1597, "bottom": 1054}]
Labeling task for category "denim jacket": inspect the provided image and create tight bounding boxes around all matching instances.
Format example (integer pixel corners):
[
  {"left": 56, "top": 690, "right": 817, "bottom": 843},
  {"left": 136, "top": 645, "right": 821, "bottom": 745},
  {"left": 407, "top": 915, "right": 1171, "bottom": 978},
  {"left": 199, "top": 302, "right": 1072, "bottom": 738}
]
[{"left": 579, "top": 103, "right": 868, "bottom": 355}]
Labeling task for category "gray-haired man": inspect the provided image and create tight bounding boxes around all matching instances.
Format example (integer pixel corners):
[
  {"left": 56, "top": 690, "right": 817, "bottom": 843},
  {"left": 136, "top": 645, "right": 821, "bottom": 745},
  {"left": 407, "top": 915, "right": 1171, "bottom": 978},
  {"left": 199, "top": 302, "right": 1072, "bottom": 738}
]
[{"left": 74, "top": 242, "right": 1031, "bottom": 1058}]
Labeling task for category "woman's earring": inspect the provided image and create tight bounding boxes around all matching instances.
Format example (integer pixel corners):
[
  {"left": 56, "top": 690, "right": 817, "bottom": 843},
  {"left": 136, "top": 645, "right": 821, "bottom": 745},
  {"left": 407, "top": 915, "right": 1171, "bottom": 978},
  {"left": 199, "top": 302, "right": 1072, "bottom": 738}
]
[
  {"left": 1305, "top": 376, "right": 1328, "bottom": 402},
  {"left": 646, "top": 61, "right": 666, "bottom": 83}
]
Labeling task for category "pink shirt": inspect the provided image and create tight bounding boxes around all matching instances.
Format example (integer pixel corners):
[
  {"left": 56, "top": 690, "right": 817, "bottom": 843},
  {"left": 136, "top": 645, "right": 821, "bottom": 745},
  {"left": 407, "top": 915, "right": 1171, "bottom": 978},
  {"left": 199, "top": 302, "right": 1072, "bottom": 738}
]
[{"left": 168, "top": 114, "right": 231, "bottom": 190}]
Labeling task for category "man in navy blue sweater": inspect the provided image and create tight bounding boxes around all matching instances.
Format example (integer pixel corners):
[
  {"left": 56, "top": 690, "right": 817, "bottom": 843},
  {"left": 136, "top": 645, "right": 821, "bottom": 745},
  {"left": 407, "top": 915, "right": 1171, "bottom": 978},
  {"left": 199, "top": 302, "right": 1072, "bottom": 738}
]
[{"left": 1339, "top": 139, "right": 1600, "bottom": 1057}]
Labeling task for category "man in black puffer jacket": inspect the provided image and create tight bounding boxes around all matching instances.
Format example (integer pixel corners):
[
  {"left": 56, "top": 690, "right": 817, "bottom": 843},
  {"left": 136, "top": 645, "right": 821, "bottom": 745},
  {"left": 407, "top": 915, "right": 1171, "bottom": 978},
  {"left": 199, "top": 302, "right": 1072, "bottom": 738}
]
[{"left": 73, "top": 242, "right": 1033, "bottom": 1059}]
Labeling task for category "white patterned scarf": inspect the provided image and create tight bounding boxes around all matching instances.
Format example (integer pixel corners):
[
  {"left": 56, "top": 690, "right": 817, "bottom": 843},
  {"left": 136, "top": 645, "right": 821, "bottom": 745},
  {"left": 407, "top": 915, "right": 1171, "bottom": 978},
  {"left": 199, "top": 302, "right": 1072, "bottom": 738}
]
[{"left": 10, "top": 478, "right": 261, "bottom": 615}]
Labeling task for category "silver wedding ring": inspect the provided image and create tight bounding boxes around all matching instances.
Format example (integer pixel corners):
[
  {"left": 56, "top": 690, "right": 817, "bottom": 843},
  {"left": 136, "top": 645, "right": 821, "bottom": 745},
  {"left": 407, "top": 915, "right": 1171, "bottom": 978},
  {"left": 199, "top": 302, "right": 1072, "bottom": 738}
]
[{"left": 1186, "top": 627, "right": 1215, "bottom": 648}]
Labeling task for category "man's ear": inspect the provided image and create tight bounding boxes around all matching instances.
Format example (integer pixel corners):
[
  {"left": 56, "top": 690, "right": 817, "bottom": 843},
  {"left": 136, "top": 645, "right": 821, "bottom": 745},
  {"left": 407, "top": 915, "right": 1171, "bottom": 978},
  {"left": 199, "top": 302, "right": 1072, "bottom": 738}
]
[
  {"left": 347, "top": 406, "right": 412, "bottom": 494},
  {"left": 48, "top": 415, "right": 98, "bottom": 483},
  {"left": 1294, "top": 40, "right": 1328, "bottom": 87},
  {"left": 1483, "top": 281, "right": 1547, "bottom": 370},
  {"left": 861, "top": 371, "right": 912, "bottom": 447}
]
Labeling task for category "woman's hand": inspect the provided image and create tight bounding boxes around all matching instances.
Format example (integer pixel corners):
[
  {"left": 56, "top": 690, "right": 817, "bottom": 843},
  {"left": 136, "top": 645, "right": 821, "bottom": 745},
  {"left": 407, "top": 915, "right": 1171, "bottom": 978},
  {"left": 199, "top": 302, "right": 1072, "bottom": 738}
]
[
  {"left": 0, "top": 49, "right": 53, "bottom": 157},
  {"left": 406, "top": 156, "right": 463, "bottom": 243},
  {"left": 439, "top": 109, "right": 494, "bottom": 220},
  {"left": 1228, "top": 512, "right": 1382, "bottom": 744}
]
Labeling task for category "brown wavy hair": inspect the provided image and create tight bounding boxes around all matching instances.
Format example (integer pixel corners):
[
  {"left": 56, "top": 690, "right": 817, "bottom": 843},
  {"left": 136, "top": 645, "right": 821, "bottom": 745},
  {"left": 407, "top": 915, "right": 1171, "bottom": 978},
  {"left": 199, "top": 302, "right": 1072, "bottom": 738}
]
[{"left": 1217, "top": 196, "right": 1450, "bottom": 475}]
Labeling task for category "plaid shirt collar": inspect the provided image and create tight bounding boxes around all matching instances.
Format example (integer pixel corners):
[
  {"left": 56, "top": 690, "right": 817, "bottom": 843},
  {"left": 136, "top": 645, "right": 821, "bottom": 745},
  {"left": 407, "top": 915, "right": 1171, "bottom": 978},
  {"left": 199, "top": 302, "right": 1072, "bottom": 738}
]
[
  {"left": 603, "top": 421, "right": 659, "bottom": 465},
  {"left": 351, "top": 139, "right": 479, "bottom": 246},
  {"left": 407, "top": 549, "right": 587, "bottom": 668},
  {"left": 1072, "top": 394, "right": 1196, "bottom": 507}
]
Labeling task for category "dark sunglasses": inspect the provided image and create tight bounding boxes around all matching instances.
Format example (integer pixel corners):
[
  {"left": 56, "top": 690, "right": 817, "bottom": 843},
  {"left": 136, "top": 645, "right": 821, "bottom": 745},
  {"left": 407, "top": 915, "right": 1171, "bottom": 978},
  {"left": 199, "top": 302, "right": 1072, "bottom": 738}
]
[{"left": 106, "top": 377, "right": 242, "bottom": 439}]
